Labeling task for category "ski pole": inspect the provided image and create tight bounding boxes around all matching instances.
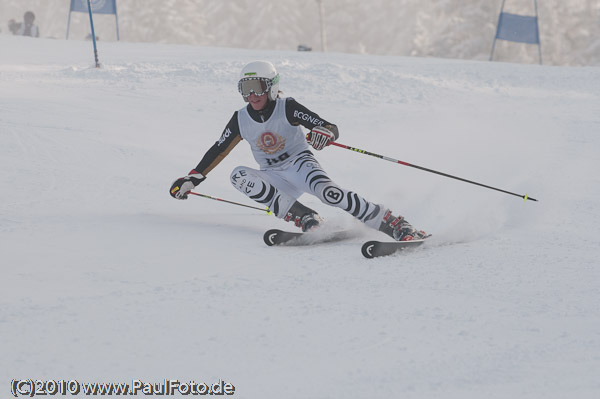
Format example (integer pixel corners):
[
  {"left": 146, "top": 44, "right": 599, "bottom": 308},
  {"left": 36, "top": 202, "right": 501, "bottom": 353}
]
[
  {"left": 327, "top": 140, "right": 538, "bottom": 202},
  {"left": 86, "top": 0, "right": 101, "bottom": 68},
  {"left": 188, "top": 191, "right": 273, "bottom": 214}
]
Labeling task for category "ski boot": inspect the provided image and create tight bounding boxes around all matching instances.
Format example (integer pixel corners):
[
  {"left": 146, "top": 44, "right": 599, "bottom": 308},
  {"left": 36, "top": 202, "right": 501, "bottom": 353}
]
[
  {"left": 379, "top": 210, "right": 428, "bottom": 241},
  {"left": 285, "top": 201, "right": 323, "bottom": 232}
]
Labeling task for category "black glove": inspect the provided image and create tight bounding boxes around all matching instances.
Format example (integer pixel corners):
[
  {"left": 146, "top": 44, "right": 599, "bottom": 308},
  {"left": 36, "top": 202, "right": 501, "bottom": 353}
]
[{"left": 170, "top": 170, "right": 206, "bottom": 199}]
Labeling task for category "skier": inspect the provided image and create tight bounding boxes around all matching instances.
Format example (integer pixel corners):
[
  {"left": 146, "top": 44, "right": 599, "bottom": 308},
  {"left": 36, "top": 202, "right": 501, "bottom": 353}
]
[{"left": 170, "top": 61, "right": 427, "bottom": 241}]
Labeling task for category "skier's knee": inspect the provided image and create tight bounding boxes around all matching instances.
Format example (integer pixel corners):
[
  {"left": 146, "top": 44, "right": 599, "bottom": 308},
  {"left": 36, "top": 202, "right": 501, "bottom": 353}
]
[{"left": 230, "top": 166, "right": 250, "bottom": 189}]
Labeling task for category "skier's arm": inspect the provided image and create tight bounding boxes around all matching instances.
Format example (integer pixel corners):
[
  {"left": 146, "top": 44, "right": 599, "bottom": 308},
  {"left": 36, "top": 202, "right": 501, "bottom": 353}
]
[
  {"left": 285, "top": 98, "right": 339, "bottom": 140},
  {"left": 170, "top": 113, "right": 242, "bottom": 200},
  {"left": 194, "top": 112, "right": 243, "bottom": 176}
]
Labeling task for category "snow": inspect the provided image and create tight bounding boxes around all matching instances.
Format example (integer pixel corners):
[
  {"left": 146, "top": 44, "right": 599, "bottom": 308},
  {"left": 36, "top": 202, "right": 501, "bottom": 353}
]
[{"left": 1, "top": 35, "right": 600, "bottom": 398}]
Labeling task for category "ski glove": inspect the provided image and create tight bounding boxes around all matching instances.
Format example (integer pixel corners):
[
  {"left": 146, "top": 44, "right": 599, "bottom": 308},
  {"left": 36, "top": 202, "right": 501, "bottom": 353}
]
[
  {"left": 308, "top": 126, "right": 335, "bottom": 151},
  {"left": 170, "top": 170, "right": 206, "bottom": 200}
]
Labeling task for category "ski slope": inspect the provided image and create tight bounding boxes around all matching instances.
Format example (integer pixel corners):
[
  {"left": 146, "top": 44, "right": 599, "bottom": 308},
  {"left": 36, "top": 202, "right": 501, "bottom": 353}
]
[{"left": 1, "top": 35, "right": 599, "bottom": 398}]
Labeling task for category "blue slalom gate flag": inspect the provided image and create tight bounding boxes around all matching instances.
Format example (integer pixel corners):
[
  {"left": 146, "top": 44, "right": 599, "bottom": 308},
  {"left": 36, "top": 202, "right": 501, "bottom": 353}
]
[
  {"left": 70, "top": 0, "right": 117, "bottom": 15},
  {"left": 67, "top": 0, "right": 119, "bottom": 41},
  {"left": 490, "top": 0, "right": 542, "bottom": 64},
  {"left": 495, "top": 12, "right": 540, "bottom": 44}
]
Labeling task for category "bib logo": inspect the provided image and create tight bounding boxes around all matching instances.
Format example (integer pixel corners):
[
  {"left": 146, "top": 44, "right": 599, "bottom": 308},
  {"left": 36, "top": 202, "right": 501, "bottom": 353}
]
[
  {"left": 323, "top": 186, "right": 344, "bottom": 204},
  {"left": 257, "top": 132, "right": 286, "bottom": 155}
]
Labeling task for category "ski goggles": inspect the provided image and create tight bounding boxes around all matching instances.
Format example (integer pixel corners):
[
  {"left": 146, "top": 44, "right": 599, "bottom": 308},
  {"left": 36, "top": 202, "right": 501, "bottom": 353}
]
[{"left": 238, "top": 76, "right": 277, "bottom": 98}]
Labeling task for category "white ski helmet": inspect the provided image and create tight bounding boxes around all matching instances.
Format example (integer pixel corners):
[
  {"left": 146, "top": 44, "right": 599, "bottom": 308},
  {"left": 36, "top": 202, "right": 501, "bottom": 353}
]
[{"left": 238, "top": 61, "right": 280, "bottom": 102}]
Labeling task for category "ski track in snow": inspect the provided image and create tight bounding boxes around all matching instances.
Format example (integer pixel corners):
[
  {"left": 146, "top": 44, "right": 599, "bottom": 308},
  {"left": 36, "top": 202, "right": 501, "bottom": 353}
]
[{"left": 1, "top": 36, "right": 599, "bottom": 399}]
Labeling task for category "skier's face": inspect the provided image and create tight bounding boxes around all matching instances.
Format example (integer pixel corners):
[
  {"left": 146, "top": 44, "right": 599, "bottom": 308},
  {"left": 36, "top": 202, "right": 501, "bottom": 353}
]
[{"left": 247, "top": 93, "right": 268, "bottom": 111}]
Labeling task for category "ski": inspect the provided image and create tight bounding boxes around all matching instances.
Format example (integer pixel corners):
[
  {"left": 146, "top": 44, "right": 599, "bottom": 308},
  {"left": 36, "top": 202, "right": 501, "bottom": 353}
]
[
  {"left": 263, "top": 228, "right": 354, "bottom": 246},
  {"left": 263, "top": 229, "right": 303, "bottom": 246},
  {"left": 264, "top": 229, "right": 429, "bottom": 257},
  {"left": 361, "top": 239, "right": 427, "bottom": 258}
]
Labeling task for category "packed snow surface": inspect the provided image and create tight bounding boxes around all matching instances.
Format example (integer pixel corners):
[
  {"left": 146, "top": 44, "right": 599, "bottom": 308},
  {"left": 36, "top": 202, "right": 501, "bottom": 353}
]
[{"left": 1, "top": 36, "right": 599, "bottom": 398}]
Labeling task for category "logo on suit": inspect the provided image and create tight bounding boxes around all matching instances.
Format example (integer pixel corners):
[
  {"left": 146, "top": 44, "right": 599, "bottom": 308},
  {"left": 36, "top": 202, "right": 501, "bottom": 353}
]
[{"left": 257, "top": 132, "right": 286, "bottom": 155}]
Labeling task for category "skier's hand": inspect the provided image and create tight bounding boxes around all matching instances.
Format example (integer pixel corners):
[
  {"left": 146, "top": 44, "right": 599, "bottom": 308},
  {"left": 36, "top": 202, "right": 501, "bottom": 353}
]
[
  {"left": 170, "top": 170, "right": 206, "bottom": 200},
  {"left": 308, "top": 126, "right": 335, "bottom": 151}
]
